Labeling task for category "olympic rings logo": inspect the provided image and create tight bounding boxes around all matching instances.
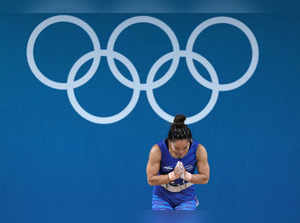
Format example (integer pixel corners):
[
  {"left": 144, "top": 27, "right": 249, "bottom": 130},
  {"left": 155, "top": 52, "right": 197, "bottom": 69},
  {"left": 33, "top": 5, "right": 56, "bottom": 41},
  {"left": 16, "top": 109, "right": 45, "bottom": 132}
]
[{"left": 26, "top": 15, "right": 259, "bottom": 124}]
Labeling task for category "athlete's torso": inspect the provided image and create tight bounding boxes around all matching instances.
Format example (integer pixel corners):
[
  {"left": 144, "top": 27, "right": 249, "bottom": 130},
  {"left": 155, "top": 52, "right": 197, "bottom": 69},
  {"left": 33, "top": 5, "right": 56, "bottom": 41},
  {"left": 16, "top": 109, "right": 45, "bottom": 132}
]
[{"left": 152, "top": 139, "right": 199, "bottom": 207}]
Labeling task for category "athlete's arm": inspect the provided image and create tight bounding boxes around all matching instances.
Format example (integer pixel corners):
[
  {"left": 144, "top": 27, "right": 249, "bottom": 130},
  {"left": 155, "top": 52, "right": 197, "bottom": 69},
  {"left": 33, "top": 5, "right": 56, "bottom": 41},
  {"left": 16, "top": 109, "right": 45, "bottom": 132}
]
[
  {"left": 146, "top": 145, "right": 181, "bottom": 186},
  {"left": 184, "top": 144, "right": 210, "bottom": 184}
]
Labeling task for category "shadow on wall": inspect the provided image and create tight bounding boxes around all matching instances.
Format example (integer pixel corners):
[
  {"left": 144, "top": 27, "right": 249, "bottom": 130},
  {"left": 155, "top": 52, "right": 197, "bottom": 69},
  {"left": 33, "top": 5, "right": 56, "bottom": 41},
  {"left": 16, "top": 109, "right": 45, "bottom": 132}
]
[
  {"left": 139, "top": 210, "right": 212, "bottom": 223},
  {"left": 1, "top": 0, "right": 266, "bottom": 13}
]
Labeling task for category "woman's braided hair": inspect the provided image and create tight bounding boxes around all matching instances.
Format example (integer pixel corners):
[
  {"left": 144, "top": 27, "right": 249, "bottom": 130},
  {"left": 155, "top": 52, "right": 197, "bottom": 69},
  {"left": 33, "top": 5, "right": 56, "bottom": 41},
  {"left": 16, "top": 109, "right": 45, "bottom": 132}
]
[{"left": 168, "top": 114, "right": 192, "bottom": 141}]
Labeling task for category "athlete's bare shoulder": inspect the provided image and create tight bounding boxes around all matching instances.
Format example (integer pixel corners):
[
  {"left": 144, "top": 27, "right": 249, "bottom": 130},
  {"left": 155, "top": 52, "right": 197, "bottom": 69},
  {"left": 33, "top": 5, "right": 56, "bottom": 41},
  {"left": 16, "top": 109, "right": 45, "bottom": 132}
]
[
  {"left": 146, "top": 144, "right": 162, "bottom": 177},
  {"left": 149, "top": 144, "right": 162, "bottom": 161},
  {"left": 196, "top": 144, "right": 208, "bottom": 160}
]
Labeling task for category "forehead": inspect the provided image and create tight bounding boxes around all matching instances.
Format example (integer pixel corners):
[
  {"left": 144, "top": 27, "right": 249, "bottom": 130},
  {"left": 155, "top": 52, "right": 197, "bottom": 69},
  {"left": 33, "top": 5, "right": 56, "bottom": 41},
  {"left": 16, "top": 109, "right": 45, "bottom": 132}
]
[{"left": 172, "top": 139, "right": 189, "bottom": 147}]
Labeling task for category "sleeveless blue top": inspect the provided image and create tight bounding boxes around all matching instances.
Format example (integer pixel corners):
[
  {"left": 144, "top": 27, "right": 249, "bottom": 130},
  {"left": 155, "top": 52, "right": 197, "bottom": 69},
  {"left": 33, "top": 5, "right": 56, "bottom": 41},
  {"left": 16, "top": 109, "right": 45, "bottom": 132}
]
[{"left": 152, "top": 139, "right": 198, "bottom": 207}]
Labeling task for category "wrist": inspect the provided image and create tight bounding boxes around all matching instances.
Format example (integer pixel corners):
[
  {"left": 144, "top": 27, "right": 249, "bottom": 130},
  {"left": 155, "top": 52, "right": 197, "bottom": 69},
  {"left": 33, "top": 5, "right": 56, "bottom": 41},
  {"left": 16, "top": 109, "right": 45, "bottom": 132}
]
[
  {"left": 184, "top": 171, "right": 192, "bottom": 182},
  {"left": 168, "top": 171, "right": 177, "bottom": 181}
]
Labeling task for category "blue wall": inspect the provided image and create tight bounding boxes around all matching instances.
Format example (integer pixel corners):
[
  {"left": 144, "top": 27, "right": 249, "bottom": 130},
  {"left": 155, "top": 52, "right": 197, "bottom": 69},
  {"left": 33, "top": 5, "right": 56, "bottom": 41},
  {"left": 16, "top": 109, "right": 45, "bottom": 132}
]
[{"left": 0, "top": 11, "right": 299, "bottom": 223}]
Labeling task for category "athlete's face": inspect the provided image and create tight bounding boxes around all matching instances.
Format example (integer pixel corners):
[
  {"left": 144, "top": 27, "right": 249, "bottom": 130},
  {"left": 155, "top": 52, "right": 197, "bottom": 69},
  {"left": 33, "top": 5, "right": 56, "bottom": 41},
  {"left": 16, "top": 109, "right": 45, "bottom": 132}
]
[{"left": 170, "top": 139, "right": 190, "bottom": 158}]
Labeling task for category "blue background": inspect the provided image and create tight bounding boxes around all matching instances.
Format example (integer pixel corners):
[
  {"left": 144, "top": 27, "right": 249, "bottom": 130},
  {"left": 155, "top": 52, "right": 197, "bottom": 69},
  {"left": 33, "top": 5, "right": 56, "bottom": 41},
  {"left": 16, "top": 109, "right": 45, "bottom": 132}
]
[{"left": 0, "top": 3, "right": 300, "bottom": 223}]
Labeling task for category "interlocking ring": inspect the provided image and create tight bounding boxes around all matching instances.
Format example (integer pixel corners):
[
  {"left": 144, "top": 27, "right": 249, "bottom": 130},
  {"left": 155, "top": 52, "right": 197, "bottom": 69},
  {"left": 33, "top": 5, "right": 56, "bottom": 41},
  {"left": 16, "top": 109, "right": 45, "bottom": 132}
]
[
  {"left": 27, "top": 15, "right": 259, "bottom": 124},
  {"left": 26, "top": 15, "right": 101, "bottom": 90}
]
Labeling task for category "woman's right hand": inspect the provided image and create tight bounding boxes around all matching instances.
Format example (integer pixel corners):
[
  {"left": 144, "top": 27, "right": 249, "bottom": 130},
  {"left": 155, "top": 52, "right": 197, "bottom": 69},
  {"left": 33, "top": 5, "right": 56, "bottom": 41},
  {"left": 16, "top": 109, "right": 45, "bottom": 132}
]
[{"left": 169, "top": 161, "right": 184, "bottom": 180}]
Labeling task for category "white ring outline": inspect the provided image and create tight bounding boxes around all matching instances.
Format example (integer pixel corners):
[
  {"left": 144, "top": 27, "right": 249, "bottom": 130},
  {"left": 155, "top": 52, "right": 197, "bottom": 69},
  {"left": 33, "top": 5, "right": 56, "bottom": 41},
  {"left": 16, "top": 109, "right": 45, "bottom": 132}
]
[
  {"left": 107, "top": 16, "right": 180, "bottom": 91},
  {"left": 67, "top": 49, "right": 140, "bottom": 124},
  {"left": 186, "top": 16, "right": 259, "bottom": 91},
  {"left": 146, "top": 51, "right": 219, "bottom": 124},
  {"left": 26, "top": 15, "right": 260, "bottom": 124},
  {"left": 26, "top": 15, "right": 101, "bottom": 90}
]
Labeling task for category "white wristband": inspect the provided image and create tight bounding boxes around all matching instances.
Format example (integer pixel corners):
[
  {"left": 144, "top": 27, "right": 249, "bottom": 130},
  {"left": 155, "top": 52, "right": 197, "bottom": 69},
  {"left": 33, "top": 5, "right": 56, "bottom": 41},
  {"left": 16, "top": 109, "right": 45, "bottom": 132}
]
[
  {"left": 180, "top": 172, "right": 185, "bottom": 179},
  {"left": 184, "top": 172, "right": 192, "bottom": 182},
  {"left": 168, "top": 171, "right": 176, "bottom": 181}
]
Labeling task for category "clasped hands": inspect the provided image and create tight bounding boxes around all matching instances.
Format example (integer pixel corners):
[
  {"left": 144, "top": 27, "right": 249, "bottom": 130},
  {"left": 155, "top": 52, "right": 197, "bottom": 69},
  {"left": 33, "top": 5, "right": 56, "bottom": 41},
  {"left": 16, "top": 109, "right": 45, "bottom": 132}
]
[{"left": 168, "top": 161, "right": 192, "bottom": 182}]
